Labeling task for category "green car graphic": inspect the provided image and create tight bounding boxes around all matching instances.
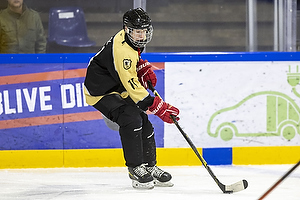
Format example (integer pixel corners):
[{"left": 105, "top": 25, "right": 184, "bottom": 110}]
[{"left": 207, "top": 91, "right": 300, "bottom": 141}]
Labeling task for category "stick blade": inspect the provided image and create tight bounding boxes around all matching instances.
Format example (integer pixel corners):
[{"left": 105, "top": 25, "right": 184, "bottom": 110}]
[{"left": 223, "top": 180, "right": 248, "bottom": 193}]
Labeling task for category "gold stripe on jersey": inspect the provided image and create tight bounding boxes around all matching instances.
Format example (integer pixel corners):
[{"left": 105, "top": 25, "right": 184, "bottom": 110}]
[
  {"left": 113, "top": 30, "right": 149, "bottom": 104},
  {"left": 84, "top": 86, "right": 129, "bottom": 106},
  {"left": 84, "top": 29, "right": 149, "bottom": 106},
  {"left": 84, "top": 86, "right": 102, "bottom": 105}
]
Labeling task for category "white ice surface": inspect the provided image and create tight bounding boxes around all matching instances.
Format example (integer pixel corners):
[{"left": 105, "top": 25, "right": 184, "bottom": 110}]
[{"left": 0, "top": 165, "right": 299, "bottom": 200}]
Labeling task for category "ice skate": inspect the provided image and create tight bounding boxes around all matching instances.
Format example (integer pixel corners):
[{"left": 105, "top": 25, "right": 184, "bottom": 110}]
[
  {"left": 128, "top": 164, "right": 154, "bottom": 189},
  {"left": 146, "top": 165, "right": 174, "bottom": 187}
]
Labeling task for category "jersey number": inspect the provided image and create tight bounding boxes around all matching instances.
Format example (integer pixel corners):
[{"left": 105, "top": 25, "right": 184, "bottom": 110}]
[{"left": 128, "top": 78, "right": 138, "bottom": 90}]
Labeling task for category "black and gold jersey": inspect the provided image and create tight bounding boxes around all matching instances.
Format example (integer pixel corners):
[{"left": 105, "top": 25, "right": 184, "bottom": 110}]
[{"left": 84, "top": 29, "right": 154, "bottom": 110}]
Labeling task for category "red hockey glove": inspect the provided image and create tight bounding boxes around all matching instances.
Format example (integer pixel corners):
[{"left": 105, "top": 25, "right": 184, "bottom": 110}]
[
  {"left": 136, "top": 59, "right": 157, "bottom": 89},
  {"left": 148, "top": 96, "right": 180, "bottom": 123}
]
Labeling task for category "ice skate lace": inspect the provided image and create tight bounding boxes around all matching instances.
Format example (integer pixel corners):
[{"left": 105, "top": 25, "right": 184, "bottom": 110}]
[
  {"left": 133, "top": 165, "right": 149, "bottom": 177},
  {"left": 147, "top": 166, "right": 164, "bottom": 178}
]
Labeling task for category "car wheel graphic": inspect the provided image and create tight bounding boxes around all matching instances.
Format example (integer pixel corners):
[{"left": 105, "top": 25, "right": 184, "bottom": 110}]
[
  {"left": 216, "top": 122, "right": 237, "bottom": 141},
  {"left": 279, "top": 122, "right": 298, "bottom": 140}
]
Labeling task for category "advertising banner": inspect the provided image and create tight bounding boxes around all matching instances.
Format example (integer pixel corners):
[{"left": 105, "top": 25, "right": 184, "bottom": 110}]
[
  {"left": 0, "top": 56, "right": 165, "bottom": 150},
  {"left": 165, "top": 61, "right": 300, "bottom": 148}
]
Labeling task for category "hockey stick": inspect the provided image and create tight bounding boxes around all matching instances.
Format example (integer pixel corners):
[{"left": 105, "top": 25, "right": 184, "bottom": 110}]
[
  {"left": 147, "top": 81, "right": 248, "bottom": 193},
  {"left": 258, "top": 160, "right": 300, "bottom": 200}
]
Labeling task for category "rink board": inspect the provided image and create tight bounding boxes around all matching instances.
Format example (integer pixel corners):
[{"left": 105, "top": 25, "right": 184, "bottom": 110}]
[
  {"left": 0, "top": 146, "right": 299, "bottom": 168},
  {"left": 1, "top": 52, "right": 300, "bottom": 168}
]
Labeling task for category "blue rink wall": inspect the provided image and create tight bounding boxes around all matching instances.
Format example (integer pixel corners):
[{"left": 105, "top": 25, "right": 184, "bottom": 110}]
[{"left": 0, "top": 52, "right": 299, "bottom": 169}]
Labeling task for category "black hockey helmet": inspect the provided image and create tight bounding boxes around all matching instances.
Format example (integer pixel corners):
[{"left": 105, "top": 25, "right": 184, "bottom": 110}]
[
  {"left": 123, "top": 7, "right": 152, "bottom": 29},
  {"left": 123, "top": 7, "right": 153, "bottom": 48}
]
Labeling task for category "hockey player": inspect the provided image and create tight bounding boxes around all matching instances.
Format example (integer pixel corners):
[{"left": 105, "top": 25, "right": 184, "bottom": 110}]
[{"left": 84, "top": 8, "right": 180, "bottom": 189}]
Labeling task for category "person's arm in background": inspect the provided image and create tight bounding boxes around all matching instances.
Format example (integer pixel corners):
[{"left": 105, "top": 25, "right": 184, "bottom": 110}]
[
  {"left": 0, "top": 11, "right": 3, "bottom": 53},
  {"left": 34, "top": 12, "right": 46, "bottom": 53}
]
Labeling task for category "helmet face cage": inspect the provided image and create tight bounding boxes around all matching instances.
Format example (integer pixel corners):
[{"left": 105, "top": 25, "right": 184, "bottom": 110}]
[
  {"left": 126, "top": 25, "right": 153, "bottom": 48},
  {"left": 123, "top": 8, "right": 153, "bottom": 48}
]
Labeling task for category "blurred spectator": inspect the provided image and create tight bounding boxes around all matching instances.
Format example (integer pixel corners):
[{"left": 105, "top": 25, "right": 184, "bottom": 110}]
[{"left": 0, "top": 0, "right": 46, "bottom": 53}]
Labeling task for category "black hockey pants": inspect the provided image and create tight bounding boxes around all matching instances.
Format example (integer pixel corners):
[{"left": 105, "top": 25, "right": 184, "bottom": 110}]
[{"left": 93, "top": 94, "right": 157, "bottom": 168}]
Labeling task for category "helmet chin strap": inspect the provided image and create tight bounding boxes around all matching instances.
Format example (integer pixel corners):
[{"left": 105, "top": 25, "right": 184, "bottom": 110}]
[{"left": 125, "top": 26, "right": 129, "bottom": 34}]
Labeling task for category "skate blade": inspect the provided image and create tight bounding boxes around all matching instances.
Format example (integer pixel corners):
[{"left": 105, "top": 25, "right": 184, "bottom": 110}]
[
  {"left": 154, "top": 180, "right": 174, "bottom": 187},
  {"left": 132, "top": 180, "right": 154, "bottom": 189}
]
